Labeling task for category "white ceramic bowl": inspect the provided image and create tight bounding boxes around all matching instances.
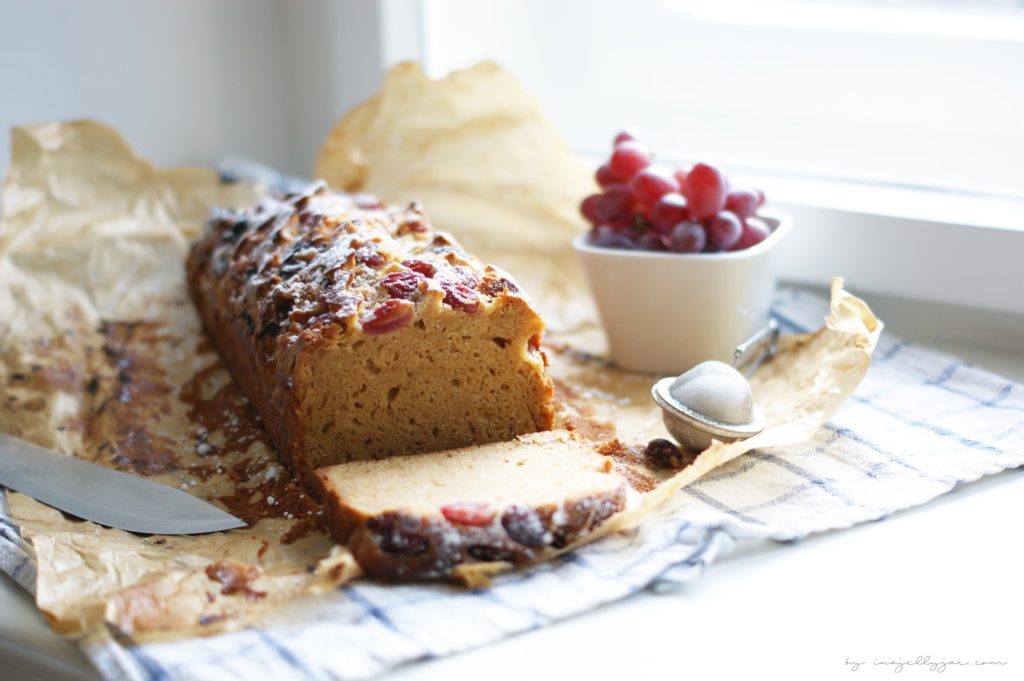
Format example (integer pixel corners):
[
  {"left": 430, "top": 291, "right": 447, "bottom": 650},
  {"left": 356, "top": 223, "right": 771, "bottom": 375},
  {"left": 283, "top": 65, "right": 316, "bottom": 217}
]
[{"left": 573, "top": 214, "right": 791, "bottom": 374}]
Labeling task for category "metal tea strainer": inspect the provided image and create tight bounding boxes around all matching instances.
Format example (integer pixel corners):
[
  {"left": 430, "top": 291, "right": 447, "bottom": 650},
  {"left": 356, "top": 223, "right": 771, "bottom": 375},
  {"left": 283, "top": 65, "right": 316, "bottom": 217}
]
[{"left": 651, "top": 319, "right": 779, "bottom": 451}]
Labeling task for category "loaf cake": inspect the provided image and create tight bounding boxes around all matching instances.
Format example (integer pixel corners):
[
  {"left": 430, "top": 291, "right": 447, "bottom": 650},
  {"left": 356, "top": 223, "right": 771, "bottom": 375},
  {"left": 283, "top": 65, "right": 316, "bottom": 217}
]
[
  {"left": 186, "top": 183, "right": 555, "bottom": 490},
  {"left": 316, "top": 430, "right": 630, "bottom": 581}
]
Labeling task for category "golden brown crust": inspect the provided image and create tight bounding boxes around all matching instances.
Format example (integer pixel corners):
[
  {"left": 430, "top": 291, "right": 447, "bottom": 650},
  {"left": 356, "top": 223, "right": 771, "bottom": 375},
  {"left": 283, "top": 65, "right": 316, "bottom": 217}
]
[{"left": 187, "top": 184, "right": 555, "bottom": 489}]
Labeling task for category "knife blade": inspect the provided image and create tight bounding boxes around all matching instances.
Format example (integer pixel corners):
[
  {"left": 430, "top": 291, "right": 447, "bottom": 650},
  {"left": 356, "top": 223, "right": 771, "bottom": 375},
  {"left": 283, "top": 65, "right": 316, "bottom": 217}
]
[{"left": 0, "top": 432, "right": 246, "bottom": 535}]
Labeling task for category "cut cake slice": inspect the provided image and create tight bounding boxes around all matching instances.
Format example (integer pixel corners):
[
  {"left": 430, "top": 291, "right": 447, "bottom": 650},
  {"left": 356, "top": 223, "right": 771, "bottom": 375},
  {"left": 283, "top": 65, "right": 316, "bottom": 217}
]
[{"left": 316, "top": 430, "right": 630, "bottom": 581}]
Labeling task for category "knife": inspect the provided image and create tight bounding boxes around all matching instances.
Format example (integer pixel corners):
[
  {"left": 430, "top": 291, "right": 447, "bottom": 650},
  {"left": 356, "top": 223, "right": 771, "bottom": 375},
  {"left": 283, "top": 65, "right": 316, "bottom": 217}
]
[{"left": 0, "top": 432, "right": 246, "bottom": 534}]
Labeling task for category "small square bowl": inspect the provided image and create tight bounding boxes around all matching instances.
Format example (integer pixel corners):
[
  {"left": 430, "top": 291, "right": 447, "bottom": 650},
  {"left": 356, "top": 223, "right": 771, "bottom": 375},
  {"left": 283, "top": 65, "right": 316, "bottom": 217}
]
[{"left": 573, "top": 213, "right": 791, "bottom": 374}]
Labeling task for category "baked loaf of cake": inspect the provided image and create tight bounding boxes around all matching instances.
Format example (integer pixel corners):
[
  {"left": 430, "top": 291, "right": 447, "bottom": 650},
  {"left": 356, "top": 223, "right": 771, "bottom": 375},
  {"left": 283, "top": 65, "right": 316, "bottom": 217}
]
[
  {"left": 187, "top": 183, "right": 555, "bottom": 490},
  {"left": 316, "top": 430, "right": 630, "bottom": 581}
]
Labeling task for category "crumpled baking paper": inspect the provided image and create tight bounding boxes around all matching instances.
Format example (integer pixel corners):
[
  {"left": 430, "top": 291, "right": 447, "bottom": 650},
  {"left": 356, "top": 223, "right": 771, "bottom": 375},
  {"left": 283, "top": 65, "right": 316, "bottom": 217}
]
[
  {"left": 1, "top": 121, "right": 359, "bottom": 639},
  {"left": 0, "top": 63, "right": 879, "bottom": 643},
  {"left": 316, "top": 61, "right": 600, "bottom": 341}
]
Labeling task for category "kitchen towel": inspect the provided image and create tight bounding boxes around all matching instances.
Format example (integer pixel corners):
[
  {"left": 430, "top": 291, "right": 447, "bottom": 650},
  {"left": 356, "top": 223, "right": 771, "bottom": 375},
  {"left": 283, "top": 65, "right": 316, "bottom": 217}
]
[{"left": 3, "top": 286, "right": 1023, "bottom": 681}]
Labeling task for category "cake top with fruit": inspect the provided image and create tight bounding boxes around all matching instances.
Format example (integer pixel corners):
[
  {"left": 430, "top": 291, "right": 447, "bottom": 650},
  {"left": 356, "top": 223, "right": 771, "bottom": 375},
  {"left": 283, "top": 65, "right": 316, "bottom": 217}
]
[
  {"left": 581, "top": 131, "right": 773, "bottom": 253},
  {"left": 190, "top": 182, "right": 526, "bottom": 351}
]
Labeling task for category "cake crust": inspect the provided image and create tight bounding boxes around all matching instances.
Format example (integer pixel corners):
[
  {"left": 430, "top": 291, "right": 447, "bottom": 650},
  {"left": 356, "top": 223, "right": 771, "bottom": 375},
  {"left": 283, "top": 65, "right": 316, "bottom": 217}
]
[{"left": 186, "top": 183, "right": 555, "bottom": 490}]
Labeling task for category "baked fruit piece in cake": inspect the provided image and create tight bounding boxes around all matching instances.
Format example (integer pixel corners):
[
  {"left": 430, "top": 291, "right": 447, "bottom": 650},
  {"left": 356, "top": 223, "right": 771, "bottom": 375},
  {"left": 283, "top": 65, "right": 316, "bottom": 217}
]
[
  {"left": 316, "top": 430, "right": 630, "bottom": 581},
  {"left": 186, "top": 183, "right": 555, "bottom": 491}
]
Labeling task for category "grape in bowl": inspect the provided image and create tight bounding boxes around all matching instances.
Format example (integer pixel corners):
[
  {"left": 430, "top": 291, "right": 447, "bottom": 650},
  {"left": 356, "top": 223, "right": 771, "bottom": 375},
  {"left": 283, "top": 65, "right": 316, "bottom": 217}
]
[{"left": 574, "top": 131, "right": 791, "bottom": 374}]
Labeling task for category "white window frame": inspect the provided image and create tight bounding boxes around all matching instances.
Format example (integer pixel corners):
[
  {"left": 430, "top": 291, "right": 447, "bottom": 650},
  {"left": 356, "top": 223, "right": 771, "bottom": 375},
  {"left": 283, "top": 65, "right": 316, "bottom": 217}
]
[{"left": 735, "top": 173, "right": 1024, "bottom": 318}]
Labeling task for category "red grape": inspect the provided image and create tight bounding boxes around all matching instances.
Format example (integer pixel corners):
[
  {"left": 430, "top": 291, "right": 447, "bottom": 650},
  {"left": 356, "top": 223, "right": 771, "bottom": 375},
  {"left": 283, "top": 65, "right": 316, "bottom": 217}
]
[
  {"left": 587, "top": 130, "right": 771, "bottom": 253},
  {"left": 706, "top": 210, "right": 743, "bottom": 250},
  {"left": 609, "top": 141, "right": 651, "bottom": 180},
  {"left": 724, "top": 189, "right": 758, "bottom": 220},
  {"left": 588, "top": 225, "right": 633, "bottom": 249},
  {"left": 613, "top": 128, "right": 641, "bottom": 146},
  {"left": 595, "top": 185, "right": 634, "bottom": 229},
  {"left": 674, "top": 168, "right": 689, "bottom": 191},
  {"left": 631, "top": 230, "right": 667, "bottom": 252},
  {"left": 649, "top": 193, "right": 689, "bottom": 234},
  {"left": 640, "top": 201, "right": 656, "bottom": 223},
  {"left": 628, "top": 168, "right": 679, "bottom": 206},
  {"left": 668, "top": 221, "right": 706, "bottom": 253},
  {"left": 580, "top": 193, "right": 602, "bottom": 225},
  {"left": 595, "top": 164, "right": 618, "bottom": 189},
  {"left": 682, "top": 163, "right": 727, "bottom": 220},
  {"left": 732, "top": 217, "right": 771, "bottom": 250}
]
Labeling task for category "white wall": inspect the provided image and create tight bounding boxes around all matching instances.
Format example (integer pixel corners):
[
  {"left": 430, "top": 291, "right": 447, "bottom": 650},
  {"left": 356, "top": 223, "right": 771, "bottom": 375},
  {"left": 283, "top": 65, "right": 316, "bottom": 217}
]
[
  {"left": 280, "top": 0, "right": 422, "bottom": 177},
  {"left": 0, "top": 0, "right": 416, "bottom": 183}
]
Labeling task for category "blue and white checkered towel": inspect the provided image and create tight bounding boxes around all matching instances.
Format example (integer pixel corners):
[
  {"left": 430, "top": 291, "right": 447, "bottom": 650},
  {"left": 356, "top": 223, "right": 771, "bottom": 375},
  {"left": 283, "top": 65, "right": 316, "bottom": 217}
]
[{"left": 3, "top": 287, "right": 1023, "bottom": 681}]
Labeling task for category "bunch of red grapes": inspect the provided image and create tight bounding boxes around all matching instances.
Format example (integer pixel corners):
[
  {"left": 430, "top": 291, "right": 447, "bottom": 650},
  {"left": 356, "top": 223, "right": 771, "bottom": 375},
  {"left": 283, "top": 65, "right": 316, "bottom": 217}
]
[{"left": 581, "top": 130, "right": 772, "bottom": 253}]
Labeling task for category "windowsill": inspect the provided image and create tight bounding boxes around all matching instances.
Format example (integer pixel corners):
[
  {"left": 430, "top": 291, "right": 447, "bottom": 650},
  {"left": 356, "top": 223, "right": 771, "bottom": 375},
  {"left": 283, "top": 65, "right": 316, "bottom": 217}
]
[
  {"left": 734, "top": 171, "right": 1024, "bottom": 233},
  {"left": 770, "top": 198, "right": 1024, "bottom": 320},
  {"left": 731, "top": 171, "right": 1024, "bottom": 320}
]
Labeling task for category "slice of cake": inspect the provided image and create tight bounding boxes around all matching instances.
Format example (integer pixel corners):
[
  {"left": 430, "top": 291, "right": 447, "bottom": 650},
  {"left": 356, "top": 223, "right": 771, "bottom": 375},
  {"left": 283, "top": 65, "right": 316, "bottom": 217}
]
[
  {"left": 316, "top": 430, "right": 630, "bottom": 581},
  {"left": 186, "top": 183, "right": 555, "bottom": 491}
]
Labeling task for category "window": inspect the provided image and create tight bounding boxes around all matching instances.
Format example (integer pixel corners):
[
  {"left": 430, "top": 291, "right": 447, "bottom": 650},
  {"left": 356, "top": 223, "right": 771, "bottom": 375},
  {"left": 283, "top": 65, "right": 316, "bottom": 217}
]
[
  {"left": 418, "top": 0, "right": 1024, "bottom": 197},
  {"left": 2, "top": 1, "right": 1021, "bottom": 315},
  {"left": 402, "top": 0, "right": 1024, "bottom": 316}
]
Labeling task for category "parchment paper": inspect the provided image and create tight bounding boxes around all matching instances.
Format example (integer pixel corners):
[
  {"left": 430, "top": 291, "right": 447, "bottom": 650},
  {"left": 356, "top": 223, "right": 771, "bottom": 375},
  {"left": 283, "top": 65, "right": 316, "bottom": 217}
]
[
  {"left": 0, "top": 122, "right": 360, "bottom": 639},
  {"left": 316, "top": 61, "right": 601, "bottom": 343},
  {"left": 0, "top": 63, "right": 879, "bottom": 644}
]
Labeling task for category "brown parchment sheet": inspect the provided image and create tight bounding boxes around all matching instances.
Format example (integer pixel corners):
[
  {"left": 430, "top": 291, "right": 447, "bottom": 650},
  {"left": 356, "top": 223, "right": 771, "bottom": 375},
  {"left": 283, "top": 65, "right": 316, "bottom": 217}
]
[
  {"left": 0, "top": 63, "right": 879, "bottom": 643},
  {"left": 0, "top": 122, "right": 360, "bottom": 640},
  {"left": 316, "top": 61, "right": 602, "bottom": 348}
]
